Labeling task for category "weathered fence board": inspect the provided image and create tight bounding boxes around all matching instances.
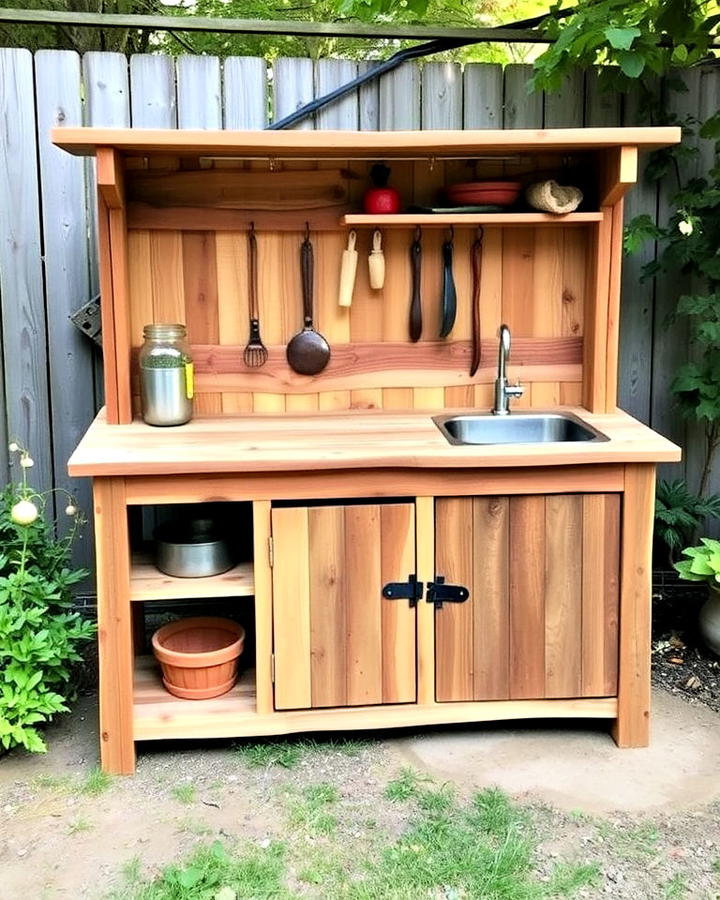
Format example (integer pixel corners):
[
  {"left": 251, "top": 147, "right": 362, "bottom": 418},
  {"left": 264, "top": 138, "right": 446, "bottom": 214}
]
[
  {"left": 0, "top": 49, "right": 52, "bottom": 495},
  {"left": 35, "top": 49, "right": 95, "bottom": 561},
  {"left": 0, "top": 49, "right": 716, "bottom": 568}
]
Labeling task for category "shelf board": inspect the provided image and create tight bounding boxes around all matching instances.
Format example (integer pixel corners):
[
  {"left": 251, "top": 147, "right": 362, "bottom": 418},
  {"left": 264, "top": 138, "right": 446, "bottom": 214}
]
[
  {"left": 130, "top": 553, "right": 254, "bottom": 602},
  {"left": 343, "top": 212, "right": 604, "bottom": 227},
  {"left": 134, "top": 655, "right": 257, "bottom": 740}
]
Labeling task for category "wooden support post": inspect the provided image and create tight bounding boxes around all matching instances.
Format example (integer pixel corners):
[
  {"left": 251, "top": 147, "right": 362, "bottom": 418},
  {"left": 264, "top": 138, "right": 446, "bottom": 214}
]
[
  {"left": 93, "top": 477, "right": 135, "bottom": 774},
  {"left": 416, "top": 496, "right": 435, "bottom": 705},
  {"left": 605, "top": 201, "right": 624, "bottom": 412},
  {"left": 612, "top": 463, "right": 656, "bottom": 748},
  {"left": 598, "top": 146, "right": 638, "bottom": 207},
  {"left": 583, "top": 210, "right": 613, "bottom": 412},
  {"left": 252, "top": 500, "right": 274, "bottom": 715}
]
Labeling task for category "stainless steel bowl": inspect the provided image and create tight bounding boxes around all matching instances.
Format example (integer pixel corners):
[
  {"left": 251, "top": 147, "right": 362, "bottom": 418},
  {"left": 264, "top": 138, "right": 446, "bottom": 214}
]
[{"left": 154, "top": 518, "right": 233, "bottom": 578}]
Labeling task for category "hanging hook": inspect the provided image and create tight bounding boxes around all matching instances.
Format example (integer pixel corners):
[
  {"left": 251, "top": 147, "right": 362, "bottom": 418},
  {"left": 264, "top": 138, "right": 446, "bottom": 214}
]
[
  {"left": 250, "top": 220, "right": 256, "bottom": 236},
  {"left": 305, "top": 221, "right": 311, "bottom": 241},
  {"left": 476, "top": 225, "right": 485, "bottom": 243},
  {"left": 429, "top": 155, "right": 436, "bottom": 172},
  {"left": 269, "top": 156, "right": 277, "bottom": 171},
  {"left": 414, "top": 225, "right": 421, "bottom": 243},
  {"left": 446, "top": 224, "right": 455, "bottom": 244}
]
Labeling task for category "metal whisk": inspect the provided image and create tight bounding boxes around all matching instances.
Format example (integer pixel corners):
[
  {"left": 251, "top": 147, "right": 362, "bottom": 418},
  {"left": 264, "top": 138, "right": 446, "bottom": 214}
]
[{"left": 243, "top": 223, "right": 268, "bottom": 368}]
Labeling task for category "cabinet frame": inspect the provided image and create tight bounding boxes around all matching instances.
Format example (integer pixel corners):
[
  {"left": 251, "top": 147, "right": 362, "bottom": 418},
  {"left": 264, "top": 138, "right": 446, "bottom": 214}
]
[{"left": 94, "top": 462, "right": 649, "bottom": 774}]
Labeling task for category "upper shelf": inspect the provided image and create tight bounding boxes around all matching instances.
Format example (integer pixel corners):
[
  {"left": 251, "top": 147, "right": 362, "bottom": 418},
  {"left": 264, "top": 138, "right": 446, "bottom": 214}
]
[
  {"left": 343, "top": 212, "right": 604, "bottom": 228},
  {"left": 51, "top": 127, "right": 682, "bottom": 159}
]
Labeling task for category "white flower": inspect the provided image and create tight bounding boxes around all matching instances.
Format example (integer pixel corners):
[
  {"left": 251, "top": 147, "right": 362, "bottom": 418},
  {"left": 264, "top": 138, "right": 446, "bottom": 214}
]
[
  {"left": 8, "top": 442, "right": 18, "bottom": 453},
  {"left": 19, "top": 456, "right": 34, "bottom": 468},
  {"left": 65, "top": 504, "right": 77, "bottom": 517},
  {"left": 678, "top": 219, "right": 693, "bottom": 236},
  {"left": 11, "top": 499, "right": 38, "bottom": 526}
]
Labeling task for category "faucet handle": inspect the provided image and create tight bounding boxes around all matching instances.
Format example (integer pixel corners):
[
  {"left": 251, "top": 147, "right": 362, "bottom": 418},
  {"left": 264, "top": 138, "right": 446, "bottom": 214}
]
[{"left": 506, "top": 379, "right": 524, "bottom": 398}]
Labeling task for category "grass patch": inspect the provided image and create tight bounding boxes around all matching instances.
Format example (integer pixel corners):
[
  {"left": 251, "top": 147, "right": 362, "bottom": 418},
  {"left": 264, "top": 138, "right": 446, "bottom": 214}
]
[
  {"left": 596, "top": 820, "right": 660, "bottom": 861},
  {"left": 176, "top": 817, "right": 213, "bottom": 837},
  {"left": 235, "top": 736, "right": 366, "bottom": 769},
  {"left": 384, "top": 767, "right": 429, "bottom": 802},
  {"left": 171, "top": 783, "right": 196, "bottom": 805},
  {"left": 109, "top": 840, "right": 288, "bottom": 900},
  {"left": 67, "top": 818, "right": 93, "bottom": 835},
  {"left": 663, "top": 873, "right": 689, "bottom": 898},
  {"left": 32, "top": 773, "right": 74, "bottom": 792},
  {"left": 287, "top": 782, "right": 339, "bottom": 836},
  {"left": 81, "top": 767, "right": 112, "bottom": 796}
]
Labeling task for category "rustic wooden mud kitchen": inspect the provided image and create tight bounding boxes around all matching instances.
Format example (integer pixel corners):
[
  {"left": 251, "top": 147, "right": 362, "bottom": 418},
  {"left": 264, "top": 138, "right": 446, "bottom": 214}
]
[{"left": 53, "top": 126, "right": 682, "bottom": 775}]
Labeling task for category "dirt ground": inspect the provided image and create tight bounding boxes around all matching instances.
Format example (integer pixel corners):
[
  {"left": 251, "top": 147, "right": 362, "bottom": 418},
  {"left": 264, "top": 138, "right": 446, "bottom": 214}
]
[{"left": 1, "top": 684, "right": 720, "bottom": 899}]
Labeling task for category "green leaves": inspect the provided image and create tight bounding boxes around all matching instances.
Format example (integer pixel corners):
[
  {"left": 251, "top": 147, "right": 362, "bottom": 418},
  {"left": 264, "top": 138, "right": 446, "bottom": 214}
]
[
  {"left": 0, "top": 481, "right": 94, "bottom": 754},
  {"left": 675, "top": 537, "right": 720, "bottom": 586},
  {"left": 605, "top": 25, "right": 641, "bottom": 50},
  {"left": 617, "top": 50, "right": 646, "bottom": 78}
]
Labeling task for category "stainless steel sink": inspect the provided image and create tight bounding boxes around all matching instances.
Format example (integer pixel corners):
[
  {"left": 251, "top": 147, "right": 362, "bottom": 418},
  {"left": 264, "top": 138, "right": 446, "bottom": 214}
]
[{"left": 433, "top": 412, "right": 608, "bottom": 446}]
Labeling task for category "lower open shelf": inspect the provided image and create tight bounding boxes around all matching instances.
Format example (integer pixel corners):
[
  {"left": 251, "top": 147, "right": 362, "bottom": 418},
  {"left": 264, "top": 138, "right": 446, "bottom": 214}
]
[{"left": 133, "top": 656, "right": 618, "bottom": 743}]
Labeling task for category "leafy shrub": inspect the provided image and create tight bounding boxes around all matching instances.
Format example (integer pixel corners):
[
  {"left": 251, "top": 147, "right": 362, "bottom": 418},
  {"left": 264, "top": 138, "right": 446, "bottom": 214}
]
[
  {"left": 0, "top": 444, "right": 95, "bottom": 753},
  {"left": 655, "top": 479, "right": 720, "bottom": 562}
]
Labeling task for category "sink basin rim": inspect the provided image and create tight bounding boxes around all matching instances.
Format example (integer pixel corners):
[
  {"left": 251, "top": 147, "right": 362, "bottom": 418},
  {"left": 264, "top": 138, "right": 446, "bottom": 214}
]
[{"left": 432, "top": 411, "right": 609, "bottom": 446}]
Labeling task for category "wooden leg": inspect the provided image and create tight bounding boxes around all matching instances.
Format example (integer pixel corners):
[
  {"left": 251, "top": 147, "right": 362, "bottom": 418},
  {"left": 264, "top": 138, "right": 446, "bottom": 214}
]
[
  {"left": 94, "top": 477, "right": 135, "bottom": 774},
  {"left": 611, "top": 464, "right": 655, "bottom": 748}
]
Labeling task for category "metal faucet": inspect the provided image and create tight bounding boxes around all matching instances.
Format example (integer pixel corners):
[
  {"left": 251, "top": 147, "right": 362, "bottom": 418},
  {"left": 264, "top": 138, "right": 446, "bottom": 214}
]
[{"left": 492, "top": 324, "right": 524, "bottom": 415}]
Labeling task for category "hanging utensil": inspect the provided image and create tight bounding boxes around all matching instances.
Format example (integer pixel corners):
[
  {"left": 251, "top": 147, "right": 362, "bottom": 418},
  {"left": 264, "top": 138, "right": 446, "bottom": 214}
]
[
  {"left": 470, "top": 226, "right": 484, "bottom": 377},
  {"left": 243, "top": 223, "right": 268, "bottom": 368},
  {"left": 439, "top": 225, "right": 457, "bottom": 339},
  {"left": 338, "top": 229, "right": 358, "bottom": 308},
  {"left": 287, "top": 224, "right": 331, "bottom": 376},
  {"left": 369, "top": 229, "right": 385, "bottom": 290},
  {"left": 409, "top": 226, "right": 422, "bottom": 343}
]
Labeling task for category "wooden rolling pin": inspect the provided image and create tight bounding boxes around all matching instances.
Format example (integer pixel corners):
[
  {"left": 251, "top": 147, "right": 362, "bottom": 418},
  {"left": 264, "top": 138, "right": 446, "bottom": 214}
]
[
  {"left": 338, "top": 229, "right": 358, "bottom": 307},
  {"left": 368, "top": 229, "right": 385, "bottom": 290}
]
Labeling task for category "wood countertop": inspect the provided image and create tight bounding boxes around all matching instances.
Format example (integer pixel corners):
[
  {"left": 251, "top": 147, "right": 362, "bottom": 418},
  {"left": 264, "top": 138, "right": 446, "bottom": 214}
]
[{"left": 68, "top": 407, "right": 681, "bottom": 478}]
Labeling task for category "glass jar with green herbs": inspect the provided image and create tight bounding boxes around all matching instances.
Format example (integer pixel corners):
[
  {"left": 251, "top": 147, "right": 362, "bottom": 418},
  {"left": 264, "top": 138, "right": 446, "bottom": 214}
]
[{"left": 139, "top": 323, "right": 194, "bottom": 426}]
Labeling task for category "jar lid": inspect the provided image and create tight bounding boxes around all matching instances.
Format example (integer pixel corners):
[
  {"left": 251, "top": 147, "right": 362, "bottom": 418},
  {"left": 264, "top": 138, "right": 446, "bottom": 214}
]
[{"left": 143, "top": 323, "right": 187, "bottom": 340}]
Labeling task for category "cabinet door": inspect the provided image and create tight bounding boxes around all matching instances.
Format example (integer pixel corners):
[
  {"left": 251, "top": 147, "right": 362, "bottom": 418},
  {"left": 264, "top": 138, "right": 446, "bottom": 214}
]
[
  {"left": 272, "top": 502, "right": 417, "bottom": 711},
  {"left": 435, "top": 494, "right": 620, "bottom": 702}
]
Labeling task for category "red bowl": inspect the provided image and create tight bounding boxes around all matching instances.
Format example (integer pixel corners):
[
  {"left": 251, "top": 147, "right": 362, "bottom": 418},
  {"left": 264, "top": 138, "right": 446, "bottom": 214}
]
[{"left": 445, "top": 180, "right": 522, "bottom": 207}]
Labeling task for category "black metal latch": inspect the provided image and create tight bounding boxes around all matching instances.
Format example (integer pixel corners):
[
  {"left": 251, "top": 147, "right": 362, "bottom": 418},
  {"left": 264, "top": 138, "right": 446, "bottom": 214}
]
[
  {"left": 383, "top": 575, "right": 469, "bottom": 609},
  {"left": 383, "top": 574, "right": 423, "bottom": 608},
  {"left": 426, "top": 576, "right": 470, "bottom": 609}
]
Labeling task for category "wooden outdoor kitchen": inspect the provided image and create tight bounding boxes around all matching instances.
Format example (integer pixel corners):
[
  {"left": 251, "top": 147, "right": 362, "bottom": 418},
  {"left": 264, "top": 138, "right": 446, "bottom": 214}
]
[{"left": 53, "top": 125, "right": 681, "bottom": 775}]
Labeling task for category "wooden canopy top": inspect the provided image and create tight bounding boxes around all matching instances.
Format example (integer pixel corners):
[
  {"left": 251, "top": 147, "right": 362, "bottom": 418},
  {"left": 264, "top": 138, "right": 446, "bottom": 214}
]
[{"left": 52, "top": 126, "right": 681, "bottom": 159}]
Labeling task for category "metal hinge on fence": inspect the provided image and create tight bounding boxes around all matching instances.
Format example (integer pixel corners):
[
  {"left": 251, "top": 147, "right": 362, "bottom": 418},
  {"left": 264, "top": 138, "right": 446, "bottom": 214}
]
[
  {"left": 268, "top": 536, "right": 274, "bottom": 568},
  {"left": 271, "top": 653, "right": 275, "bottom": 683},
  {"left": 382, "top": 574, "right": 423, "bottom": 608}
]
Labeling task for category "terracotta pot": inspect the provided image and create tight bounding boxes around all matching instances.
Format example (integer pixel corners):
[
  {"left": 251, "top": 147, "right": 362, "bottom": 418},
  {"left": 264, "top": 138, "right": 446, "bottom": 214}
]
[
  {"left": 699, "top": 588, "right": 720, "bottom": 657},
  {"left": 151, "top": 617, "right": 245, "bottom": 700},
  {"left": 446, "top": 180, "right": 522, "bottom": 207}
]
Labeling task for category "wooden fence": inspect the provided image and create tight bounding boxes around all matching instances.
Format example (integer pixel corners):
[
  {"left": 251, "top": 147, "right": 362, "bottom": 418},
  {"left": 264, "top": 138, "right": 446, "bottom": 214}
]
[{"left": 0, "top": 48, "right": 713, "bottom": 571}]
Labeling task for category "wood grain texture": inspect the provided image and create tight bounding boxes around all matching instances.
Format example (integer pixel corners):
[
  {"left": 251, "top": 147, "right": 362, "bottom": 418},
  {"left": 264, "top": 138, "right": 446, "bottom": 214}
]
[
  {"left": 0, "top": 49, "right": 52, "bottom": 488},
  {"left": 582, "top": 494, "right": 620, "bottom": 696},
  {"left": 223, "top": 57, "right": 267, "bottom": 129},
  {"left": 509, "top": 495, "right": 546, "bottom": 699},
  {"left": 435, "top": 498, "right": 474, "bottom": 701},
  {"left": 93, "top": 477, "right": 135, "bottom": 774},
  {"left": 130, "top": 54, "right": 177, "bottom": 128},
  {"left": 252, "top": 500, "right": 274, "bottom": 715},
  {"left": 53, "top": 125, "right": 681, "bottom": 157},
  {"left": 473, "top": 496, "right": 510, "bottom": 700},
  {"left": 69, "top": 409, "right": 679, "bottom": 479},
  {"left": 613, "top": 464, "right": 655, "bottom": 747},
  {"left": 309, "top": 506, "right": 347, "bottom": 707},
  {"left": 271, "top": 506, "right": 312, "bottom": 710},
  {"left": 380, "top": 503, "right": 416, "bottom": 703},
  {"left": 544, "top": 494, "right": 582, "bottom": 697}
]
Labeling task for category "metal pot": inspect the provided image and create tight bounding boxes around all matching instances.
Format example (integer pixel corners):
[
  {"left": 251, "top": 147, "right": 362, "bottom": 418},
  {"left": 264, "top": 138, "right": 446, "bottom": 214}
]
[{"left": 154, "top": 518, "right": 233, "bottom": 578}]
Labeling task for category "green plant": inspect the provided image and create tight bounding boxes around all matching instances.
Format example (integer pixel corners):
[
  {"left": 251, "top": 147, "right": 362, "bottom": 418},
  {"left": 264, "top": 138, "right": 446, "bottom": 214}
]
[
  {"left": 82, "top": 767, "right": 113, "bottom": 796},
  {"left": 287, "top": 783, "right": 339, "bottom": 835},
  {"left": 171, "top": 782, "right": 197, "bottom": 805},
  {"left": 0, "top": 443, "right": 94, "bottom": 754},
  {"left": 654, "top": 479, "right": 720, "bottom": 561},
  {"left": 674, "top": 537, "right": 720, "bottom": 586}
]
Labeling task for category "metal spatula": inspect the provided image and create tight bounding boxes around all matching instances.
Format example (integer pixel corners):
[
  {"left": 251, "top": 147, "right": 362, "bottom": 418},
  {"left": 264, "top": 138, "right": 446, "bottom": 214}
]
[{"left": 243, "top": 223, "right": 268, "bottom": 368}]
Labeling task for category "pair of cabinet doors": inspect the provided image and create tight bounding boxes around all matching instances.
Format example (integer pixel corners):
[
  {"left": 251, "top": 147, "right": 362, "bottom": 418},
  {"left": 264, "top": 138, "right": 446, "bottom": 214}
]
[{"left": 271, "top": 494, "right": 620, "bottom": 711}]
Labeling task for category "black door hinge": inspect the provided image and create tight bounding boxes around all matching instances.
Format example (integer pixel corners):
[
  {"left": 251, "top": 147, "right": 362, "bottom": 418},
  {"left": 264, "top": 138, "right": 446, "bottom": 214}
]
[
  {"left": 383, "top": 574, "right": 423, "bottom": 608},
  {"left": 426, "top": 575, "right": 470, "bottom": 608}
]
